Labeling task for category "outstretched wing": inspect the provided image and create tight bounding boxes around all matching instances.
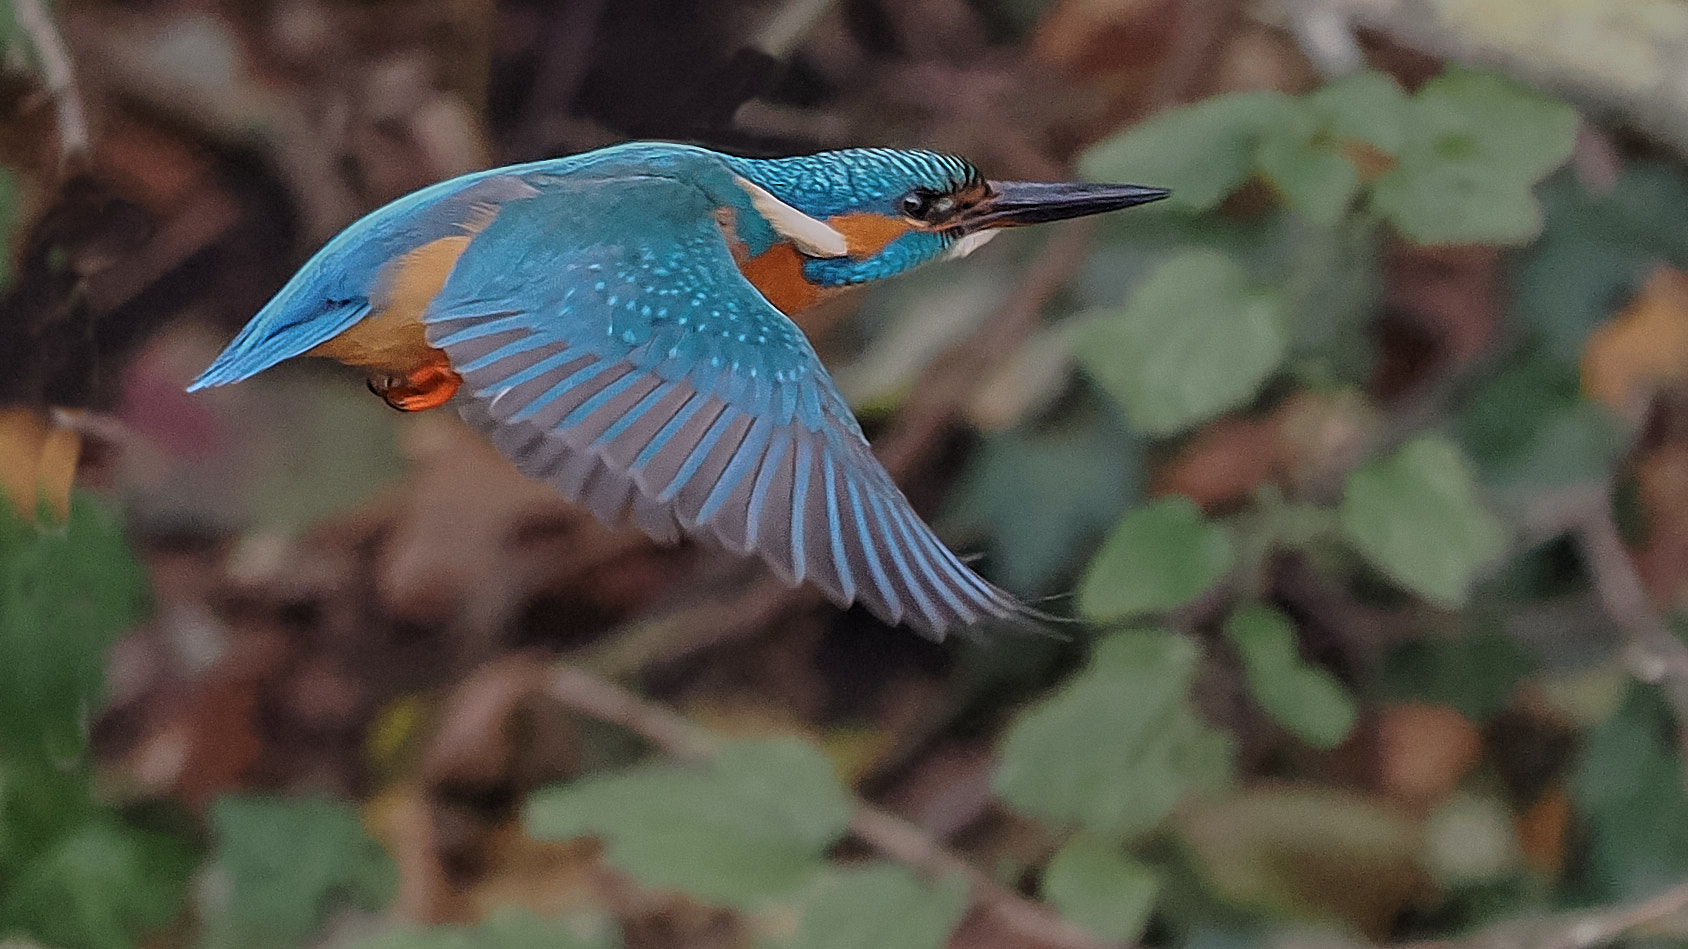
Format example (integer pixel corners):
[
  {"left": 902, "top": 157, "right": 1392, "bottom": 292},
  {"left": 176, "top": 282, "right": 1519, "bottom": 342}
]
[{"left": 423, "top": 169, "right": 1024, "bottom": 638}]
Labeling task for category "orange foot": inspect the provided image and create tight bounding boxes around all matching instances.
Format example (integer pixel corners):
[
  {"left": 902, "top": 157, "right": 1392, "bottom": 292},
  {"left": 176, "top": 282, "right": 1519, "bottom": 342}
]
[{"left": 368, "top": 360, "right": 462, "bottom": 412}]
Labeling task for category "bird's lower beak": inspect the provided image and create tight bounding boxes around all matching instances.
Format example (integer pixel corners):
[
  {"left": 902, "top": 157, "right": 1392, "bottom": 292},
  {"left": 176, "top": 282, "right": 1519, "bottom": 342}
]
[{"left": 959, "top": 181, "right": 1170, "bottom": 232}]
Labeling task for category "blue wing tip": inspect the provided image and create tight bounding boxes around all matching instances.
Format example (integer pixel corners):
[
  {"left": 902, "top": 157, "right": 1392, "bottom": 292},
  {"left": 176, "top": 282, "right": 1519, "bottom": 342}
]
[{"left": 184, "top": 352, "right": 256, "bottom": 392}]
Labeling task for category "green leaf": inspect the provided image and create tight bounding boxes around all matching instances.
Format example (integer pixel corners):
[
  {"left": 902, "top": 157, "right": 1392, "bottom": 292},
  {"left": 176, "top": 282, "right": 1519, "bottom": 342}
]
[
  {"left": 1042, "top": 835, "right": 1159, "bottom": 943},
  {"left": 0, "top": 757, "right": 97, "bottom": 876},
  {"left": 1306, "top": 69, "right": 1411, "bottom": 157},
  {"left": 784, "top": 864, "right": 969, "bottom": 949},
  {"left": 1077, "top": 497, "right": 1234, "bottom": 622},
  {"left": 1257, "top": 72, "right": 1407, "bottom": 224},
  {"left": 0, "top": 497, "right": 148, "bottom": 762},
  {"left": 1223, "top": 604, "right": 1357, "bottom": 749},
  {"left": 344, "top": 909, "right": 619, "bottom": 949},
  {"left": 1339, "top": 434, "right": 1506, "bottom": 606},
  {"left": 1455, "top": 350, "right": 1626, "bottom": 490},
  {"left": 1513, "top": 162, "right": 1688, "bottom": 363},
  {"left": 1570, "top": 683, "right": 1688, "bottom": 900},
  {"left": 944, "top": 404, "right": 1140, "bottom": 594},
  {"left": 1075, "top": 248, "right": 1286, "bottom": 435},
  {"left": 525, "top": 738, "right": 854, "bottom": 908},
  {"left": 1372, "top": 68, "right": 1577, "bottom": 245},
  {"left": 1079, "top": 91, "right": 1298, "bottom": 212},
  {"left": 995, "top": 629, "right": 1233, "bottom": 838},
  {"left": 198, "top": 794, "right": 397, "bottom": 949},
  {"left": 0, "top": 817, "right": 193, "bottom": 949},
  {"left": 1256, "top": 111, "right": 1361, "bottom": 225}
]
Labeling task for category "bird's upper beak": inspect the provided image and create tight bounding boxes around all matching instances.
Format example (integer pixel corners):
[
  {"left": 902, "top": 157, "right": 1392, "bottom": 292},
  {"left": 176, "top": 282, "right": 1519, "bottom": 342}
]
[{"left": 957, "top": 181, "right": 1170, "bottom": 232}]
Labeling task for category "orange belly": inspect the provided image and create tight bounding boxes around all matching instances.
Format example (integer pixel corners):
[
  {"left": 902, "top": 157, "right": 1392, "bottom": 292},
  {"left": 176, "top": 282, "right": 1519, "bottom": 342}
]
[{"left": 307, "top": 235, "right": 468, "bottom": 411}]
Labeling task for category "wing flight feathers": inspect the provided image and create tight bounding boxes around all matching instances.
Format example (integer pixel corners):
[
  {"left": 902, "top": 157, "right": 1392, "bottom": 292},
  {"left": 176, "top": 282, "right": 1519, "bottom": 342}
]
[{"left": 424, "top": 173, "right": 1030, "bottom": 637}]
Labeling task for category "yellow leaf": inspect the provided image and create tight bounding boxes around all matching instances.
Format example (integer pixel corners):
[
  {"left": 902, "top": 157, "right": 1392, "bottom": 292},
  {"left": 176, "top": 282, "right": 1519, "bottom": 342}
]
[
  {"left": 1583, "top": 266, "right": 1688, "bottom": 419},
  {"left": 0, "top": 407, "right": 83, "bottom": 523}
]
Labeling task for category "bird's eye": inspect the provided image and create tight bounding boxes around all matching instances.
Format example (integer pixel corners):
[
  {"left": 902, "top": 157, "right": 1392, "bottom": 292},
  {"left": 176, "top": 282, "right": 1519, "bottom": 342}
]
[{"left": 901, "top": 191, "right": 935, "bottom": 220}]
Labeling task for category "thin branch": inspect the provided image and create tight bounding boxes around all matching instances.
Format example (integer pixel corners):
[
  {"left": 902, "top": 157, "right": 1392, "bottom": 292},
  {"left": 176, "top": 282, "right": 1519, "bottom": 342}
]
[
  {"left": 1572, "top": 494, "right": 1688, "bottom": 785},
  {"left": 1519, "top": 483, "right": 1688, "bottom": 781},
  {"left": 542, "top": 663, "right": 1123, "bottom": 949},
  {"left": 1393, "top": 877, "right": 1688, "bottom": 949},
  {"left": 13, "top": 0, "right": 90, "bottom": 163}
]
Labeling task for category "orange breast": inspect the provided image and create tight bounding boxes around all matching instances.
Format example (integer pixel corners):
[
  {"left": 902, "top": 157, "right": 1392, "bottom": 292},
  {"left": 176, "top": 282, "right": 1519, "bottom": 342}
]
[
  {"left": 308, "top": 235, "right": 470, "bottom": 373},
  {"left": 738, "top": 241, "right": 824, "bottom": 316}
]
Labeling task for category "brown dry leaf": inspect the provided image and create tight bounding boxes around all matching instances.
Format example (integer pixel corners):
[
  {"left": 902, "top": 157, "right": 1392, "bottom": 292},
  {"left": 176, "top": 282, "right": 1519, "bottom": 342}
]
[
  {"left": 366, "top": 784, "right": 458, "bottom": 921},
  {"left": 1514, "top": 785, "right": 1571, "bottom": 877},
  {"left": 1632, "top": 435, "right": 1688, "bottom": 605},
  {"left": 1277, "top": 389, "right": 1383, "bottom": 492},
  {"left": 1154, "top": 412, "right": 1285, "bottom": 509},
  {"left": 1379, "top": 244, "right": 1503, "bottom": 396},
  {"left": 0, "top": 407, "right": 81, "bottom": 522},
  {"left": 1031, "top": 0, "right": 1173, "bottom": 77},
  {"left": 1376, "top": 704, "right": 1483, "bottom": 812},
  {"left": 465, "top": 830, "right": 604, "bottom": 922},
  {"left": 1583, "top": 266, "right": 1688, "bottom": 420},
  {"left": 1178, "top": 786, "right": 1431, "bottom": 938},
  {"left": 123, "top": 671, "right": 263, "bottom": 811},
  {"left": 1210, "top": 21, "right": 1320, "bottom": 97}
]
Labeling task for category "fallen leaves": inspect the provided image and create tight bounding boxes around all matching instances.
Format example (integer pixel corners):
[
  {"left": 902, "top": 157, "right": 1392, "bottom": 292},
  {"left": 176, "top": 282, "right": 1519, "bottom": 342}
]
[{"left": 1584, "top": 266, "right": 1688, "bottom": 420}]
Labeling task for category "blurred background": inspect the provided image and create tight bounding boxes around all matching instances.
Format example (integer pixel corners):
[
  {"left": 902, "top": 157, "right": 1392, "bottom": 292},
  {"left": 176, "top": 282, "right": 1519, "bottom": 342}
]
[{"left": 4, "top": 0, "right": 1688, "bottom": 947}]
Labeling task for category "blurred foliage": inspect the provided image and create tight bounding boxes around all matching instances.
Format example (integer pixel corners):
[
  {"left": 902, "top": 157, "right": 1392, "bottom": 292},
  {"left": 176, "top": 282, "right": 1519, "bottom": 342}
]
[
  {"left": 0, "top": 498, "right": 193, "bottom": 949},
  {"left": 524, "top": 738, "right": 854, "bottom": 909},
  {"left": 1223, "top": 604, "right": 1357, "bottom": 750},
  {"left": 344, "top": 909, "right": 619, "bottom": 949},
  {"left": 196, "top": 795, "right": 396, "bottom": 949},
  {"left": 779, "top": 864, "right": 970, "bottom": 949}
]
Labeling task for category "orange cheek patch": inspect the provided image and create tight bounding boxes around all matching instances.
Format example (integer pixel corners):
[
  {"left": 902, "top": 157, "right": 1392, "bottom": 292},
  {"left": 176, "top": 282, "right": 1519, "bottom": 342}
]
[
  {"left": 829, "top": 213, "right": 912, "bottom": 258},
  {"left": 740, "top": 242, "right": 822, "bottom": 316}
]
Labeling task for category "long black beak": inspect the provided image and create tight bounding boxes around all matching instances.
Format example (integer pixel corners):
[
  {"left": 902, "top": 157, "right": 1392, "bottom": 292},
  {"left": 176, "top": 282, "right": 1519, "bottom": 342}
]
[{"left": 959, "top": 181, "right": 1170, "bottom": 231}]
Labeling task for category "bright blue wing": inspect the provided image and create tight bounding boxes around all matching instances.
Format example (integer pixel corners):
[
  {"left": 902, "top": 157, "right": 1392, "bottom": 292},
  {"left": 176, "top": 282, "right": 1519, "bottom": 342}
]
[{"left": 424, "top": 170, "right": 1024, "bottom": 637}]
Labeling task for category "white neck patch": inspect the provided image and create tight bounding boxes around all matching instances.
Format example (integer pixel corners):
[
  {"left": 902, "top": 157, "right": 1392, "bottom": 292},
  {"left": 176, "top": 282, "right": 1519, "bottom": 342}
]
[
  {"left": 944, "top": 229, "right": 999, "bottom": 261},
  {"left": 733, "top": 176, "right": 849, "bottom": 259}
]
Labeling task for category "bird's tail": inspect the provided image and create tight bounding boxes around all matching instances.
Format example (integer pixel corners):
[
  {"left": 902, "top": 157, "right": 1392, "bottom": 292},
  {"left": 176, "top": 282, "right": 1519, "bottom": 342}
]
[{"left": 187, "top": 297, "right": 371, "bottom": 391}]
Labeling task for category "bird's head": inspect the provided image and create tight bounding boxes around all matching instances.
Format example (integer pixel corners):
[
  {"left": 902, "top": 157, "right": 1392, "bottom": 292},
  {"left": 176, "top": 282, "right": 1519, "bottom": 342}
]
[{"left": 721, "top": 148, "right": 1167, "bottom": 289}]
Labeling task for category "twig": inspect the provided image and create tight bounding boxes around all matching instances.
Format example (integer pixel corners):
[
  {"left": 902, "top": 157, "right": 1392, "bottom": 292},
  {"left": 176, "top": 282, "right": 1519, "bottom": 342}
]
[
  {"left": 542, "top": 662, "right": 1123, "bottom": 949},
  {"left": 1572, "top": 494, "right": 1688, "bottom": 781},
  {"left": 1393, "top": 876, "right": 1688, "bottom": 949},
  {"left": 13, "top": 0, "right": 90, "bottom": 163},
  {"left": 1519, "top": 483, "right": 1688, "bottom": 782},
  {"left": 548, "top": 664, "right": 718, "bottom": 761}
]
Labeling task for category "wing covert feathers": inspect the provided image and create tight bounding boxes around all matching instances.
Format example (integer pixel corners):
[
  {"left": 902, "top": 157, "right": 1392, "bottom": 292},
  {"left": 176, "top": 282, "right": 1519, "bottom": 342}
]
[{"left": 425, "top": 176, "right": 1030, "bottom": 638}]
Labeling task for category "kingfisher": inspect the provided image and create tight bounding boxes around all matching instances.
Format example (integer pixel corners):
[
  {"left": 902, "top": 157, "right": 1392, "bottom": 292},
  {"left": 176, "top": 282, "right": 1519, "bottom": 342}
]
[{"left": 189, "top": 143, "right": 1166, "bottom": 637}]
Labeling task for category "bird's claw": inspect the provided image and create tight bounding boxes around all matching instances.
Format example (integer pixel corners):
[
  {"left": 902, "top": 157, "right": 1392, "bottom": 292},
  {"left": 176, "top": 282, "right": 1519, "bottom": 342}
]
[{"left": 366, "top": 360, "right": 462, "bottom": 412}]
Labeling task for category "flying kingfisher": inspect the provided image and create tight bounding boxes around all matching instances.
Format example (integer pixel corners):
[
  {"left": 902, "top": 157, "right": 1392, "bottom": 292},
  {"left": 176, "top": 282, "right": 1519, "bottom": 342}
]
[{"left": 190, "top": 143, "right": 1166, "bottom": 637}]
